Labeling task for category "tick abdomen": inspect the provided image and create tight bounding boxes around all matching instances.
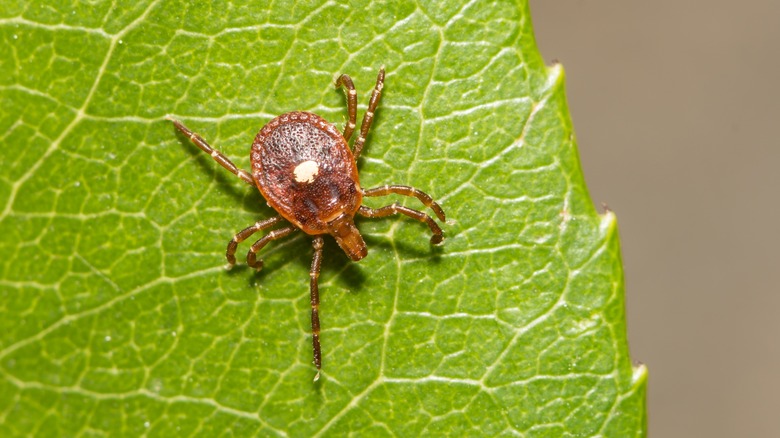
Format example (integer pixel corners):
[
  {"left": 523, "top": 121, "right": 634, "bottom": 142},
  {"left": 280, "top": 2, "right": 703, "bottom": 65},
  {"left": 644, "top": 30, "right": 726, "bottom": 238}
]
[{"left": 252, "top": 112, "right": 362, "bottom": 233}]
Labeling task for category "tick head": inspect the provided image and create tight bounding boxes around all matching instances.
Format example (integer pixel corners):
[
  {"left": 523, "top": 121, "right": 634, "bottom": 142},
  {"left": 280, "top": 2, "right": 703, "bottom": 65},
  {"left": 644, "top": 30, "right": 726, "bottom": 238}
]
[{"left": 327, "top": 213, "right": 367, "bottom": 261}]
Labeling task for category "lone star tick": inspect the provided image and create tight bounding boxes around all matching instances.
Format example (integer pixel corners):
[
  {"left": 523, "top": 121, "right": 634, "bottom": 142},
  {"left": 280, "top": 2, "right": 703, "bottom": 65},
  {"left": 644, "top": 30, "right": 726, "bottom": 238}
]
[{"left": 166, "top": 68, "right": 445, "bottom": 381}]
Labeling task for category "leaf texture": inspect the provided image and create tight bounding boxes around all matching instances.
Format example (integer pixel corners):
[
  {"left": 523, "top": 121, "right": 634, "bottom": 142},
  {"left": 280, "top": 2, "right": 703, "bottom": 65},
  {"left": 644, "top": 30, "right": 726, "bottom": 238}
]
[{"left": 0, "top": 0, "right": 646, "bottom": 436}]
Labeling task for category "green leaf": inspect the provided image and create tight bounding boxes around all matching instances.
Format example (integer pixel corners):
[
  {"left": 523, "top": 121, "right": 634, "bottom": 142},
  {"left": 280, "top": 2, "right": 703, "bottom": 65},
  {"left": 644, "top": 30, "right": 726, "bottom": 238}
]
[{"left": 1, "top": 0, "right": 647, "bottom": 436}]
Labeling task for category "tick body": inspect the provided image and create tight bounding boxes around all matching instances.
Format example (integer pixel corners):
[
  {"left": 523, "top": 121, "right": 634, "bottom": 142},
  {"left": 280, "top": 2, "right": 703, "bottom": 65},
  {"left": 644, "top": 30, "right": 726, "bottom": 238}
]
[
  {"left": 252, "top": 112, "right": 367, "bottom": 260},
  {"left": 167, "top": 68, "right": 445, "bottom": 380}
]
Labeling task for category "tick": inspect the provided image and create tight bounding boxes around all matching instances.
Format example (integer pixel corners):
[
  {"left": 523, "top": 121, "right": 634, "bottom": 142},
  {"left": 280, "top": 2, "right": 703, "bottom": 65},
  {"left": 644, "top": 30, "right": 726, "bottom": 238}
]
[{"left": 166, "top": 68, "right": 445, "bottom": 380}]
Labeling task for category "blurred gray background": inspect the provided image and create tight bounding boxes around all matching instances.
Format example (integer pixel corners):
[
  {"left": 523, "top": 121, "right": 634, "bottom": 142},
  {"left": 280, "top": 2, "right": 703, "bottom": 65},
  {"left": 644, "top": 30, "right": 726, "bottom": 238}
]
[{"left": 530, "top": 1, "right": 780, "bottom": 436}]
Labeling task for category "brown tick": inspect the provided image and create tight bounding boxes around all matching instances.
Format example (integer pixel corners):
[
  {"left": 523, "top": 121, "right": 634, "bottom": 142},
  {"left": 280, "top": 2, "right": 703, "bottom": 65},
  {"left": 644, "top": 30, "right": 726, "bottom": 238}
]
[{"left": 166, "top": 68, "right": 445, "bottom": 380}]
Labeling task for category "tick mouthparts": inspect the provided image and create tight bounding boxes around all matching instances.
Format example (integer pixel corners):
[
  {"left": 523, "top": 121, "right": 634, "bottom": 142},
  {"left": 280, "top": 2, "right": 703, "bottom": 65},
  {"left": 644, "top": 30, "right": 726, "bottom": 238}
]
[{"left": 327, "top": 214, "right": 368, "bottom": 261}]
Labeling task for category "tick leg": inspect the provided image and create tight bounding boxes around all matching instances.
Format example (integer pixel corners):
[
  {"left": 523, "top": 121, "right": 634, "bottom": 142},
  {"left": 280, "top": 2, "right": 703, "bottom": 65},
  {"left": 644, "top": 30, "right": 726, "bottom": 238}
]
[
  {"left": 310, "top": 236, "right": 324, "bottom": 381},
  {"left": 226, "top": 216, "right": 284, "bottom": 267},
  {"left": 246, "top": 225, "right": 297, "bottom": 271},
  {"left": 358, "top": 203, "right": 443, "bottom": 245},
  {"left": 166, "top": 116, "right": 255, "bottom": 185},
  {"left": 352, "top": 68, "right": 385, "bottom": 160},
  {"left": 363, "top": 184, "right": 446, "bottom": 222},
  {"left": 335, "top": 74, "right": 357, "bottom": 142}
]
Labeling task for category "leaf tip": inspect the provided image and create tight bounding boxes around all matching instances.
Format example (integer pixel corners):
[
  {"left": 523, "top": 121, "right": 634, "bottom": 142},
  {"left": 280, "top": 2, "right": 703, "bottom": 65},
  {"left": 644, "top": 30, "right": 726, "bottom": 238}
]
[
  {"left": 632, "top": 362, "right": 649, "bottom": 385},
  {"left": 544, "top": 61, "right": 566, "bottom": 92},
  {"left": 599, "top": 208, "right": 618, "bottom": 234}
]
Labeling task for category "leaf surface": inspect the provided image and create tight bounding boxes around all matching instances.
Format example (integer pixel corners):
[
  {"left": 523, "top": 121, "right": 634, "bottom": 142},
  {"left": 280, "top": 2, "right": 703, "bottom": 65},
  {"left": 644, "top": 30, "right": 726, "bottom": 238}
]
[{"left": 0, "top": 0, "right": 646, "bottom": 436}]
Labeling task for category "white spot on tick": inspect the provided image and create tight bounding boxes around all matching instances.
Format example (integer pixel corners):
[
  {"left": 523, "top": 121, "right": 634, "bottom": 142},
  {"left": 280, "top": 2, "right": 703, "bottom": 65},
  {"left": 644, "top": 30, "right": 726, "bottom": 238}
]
[{"left": 294, "top": 160, "right": 319, "bottom": 183}]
